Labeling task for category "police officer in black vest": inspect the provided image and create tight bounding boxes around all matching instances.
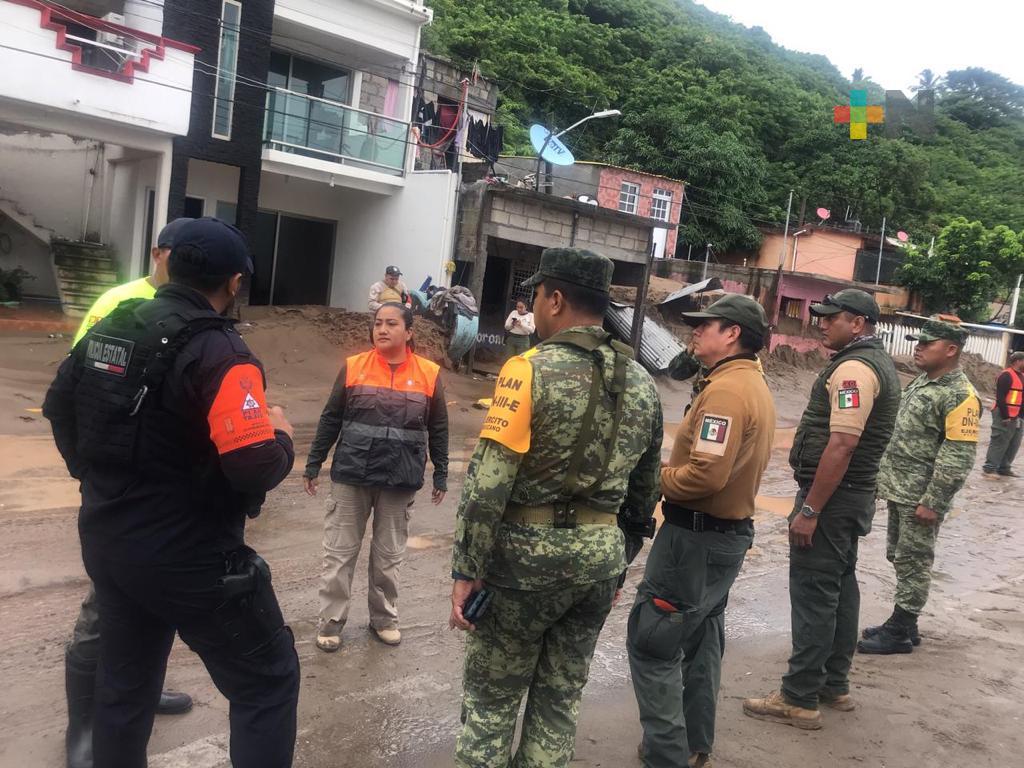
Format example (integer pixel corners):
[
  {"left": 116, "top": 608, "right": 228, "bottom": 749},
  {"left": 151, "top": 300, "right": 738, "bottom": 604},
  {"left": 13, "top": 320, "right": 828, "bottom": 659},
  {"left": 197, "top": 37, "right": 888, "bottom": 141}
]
[{"left": 44, "top": 218, "right": 300, "bottom": 767}]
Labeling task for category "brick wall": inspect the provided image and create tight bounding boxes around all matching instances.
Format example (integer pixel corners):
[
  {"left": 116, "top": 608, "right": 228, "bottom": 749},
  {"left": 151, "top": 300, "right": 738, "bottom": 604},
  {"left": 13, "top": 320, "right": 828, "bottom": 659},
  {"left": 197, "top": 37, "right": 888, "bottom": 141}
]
[
  {"left": 597, "top": 168, "right": 684, "bottom": 257},
  {"left": 162, "top": 0, "right": 274, "bottom": 249}
]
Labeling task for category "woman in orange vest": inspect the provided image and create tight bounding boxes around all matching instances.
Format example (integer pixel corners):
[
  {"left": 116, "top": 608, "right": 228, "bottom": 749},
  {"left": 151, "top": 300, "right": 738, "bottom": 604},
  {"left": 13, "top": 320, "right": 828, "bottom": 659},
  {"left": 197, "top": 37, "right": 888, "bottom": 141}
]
[
  {"left": 983, "top": 351, "right": 1024, "bottom": 477},
  {"left": 303, "top": 302, "right": 449, "bottom": 650}
]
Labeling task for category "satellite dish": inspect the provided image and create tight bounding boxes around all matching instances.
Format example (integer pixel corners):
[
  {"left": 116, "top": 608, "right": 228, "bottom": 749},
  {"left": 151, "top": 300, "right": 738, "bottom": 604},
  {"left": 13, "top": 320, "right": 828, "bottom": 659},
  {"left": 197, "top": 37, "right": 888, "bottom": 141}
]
[
  {"left": 530, "top": 124, "right": 575, "bottom": 166},
  {"left": 577, "top": 194, "right": 599, "bottom": 206},
  {"left": 816, "top": 207, "right": 831, "bottom": 220},
  {"left": 897, "top": 230, "right": 909, "bottom": 242}
]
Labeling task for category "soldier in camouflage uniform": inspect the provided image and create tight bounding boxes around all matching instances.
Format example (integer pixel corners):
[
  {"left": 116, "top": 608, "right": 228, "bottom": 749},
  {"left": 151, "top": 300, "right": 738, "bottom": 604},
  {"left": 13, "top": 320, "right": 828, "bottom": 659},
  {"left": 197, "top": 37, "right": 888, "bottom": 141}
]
[
  {"left": 448, "top": 248, "right": 663, "bottom": 768},
  {"left": 858, "top": 320, "right": 981, "bottom": 654}
]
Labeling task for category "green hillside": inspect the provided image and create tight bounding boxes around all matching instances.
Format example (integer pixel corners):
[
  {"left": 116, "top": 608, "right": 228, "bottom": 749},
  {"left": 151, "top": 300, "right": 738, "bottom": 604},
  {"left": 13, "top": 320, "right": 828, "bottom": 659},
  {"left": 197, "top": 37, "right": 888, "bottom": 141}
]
[{"left": 424, "top": 0, "right": 1024, "bottom": 253}]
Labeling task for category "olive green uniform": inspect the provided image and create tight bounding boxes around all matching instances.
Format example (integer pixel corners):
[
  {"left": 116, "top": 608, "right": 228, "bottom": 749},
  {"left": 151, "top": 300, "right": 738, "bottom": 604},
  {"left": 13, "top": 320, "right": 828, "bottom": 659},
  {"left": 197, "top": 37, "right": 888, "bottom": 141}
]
[{"left": 783, "top": 336, "right": 900, "bottom": 708}]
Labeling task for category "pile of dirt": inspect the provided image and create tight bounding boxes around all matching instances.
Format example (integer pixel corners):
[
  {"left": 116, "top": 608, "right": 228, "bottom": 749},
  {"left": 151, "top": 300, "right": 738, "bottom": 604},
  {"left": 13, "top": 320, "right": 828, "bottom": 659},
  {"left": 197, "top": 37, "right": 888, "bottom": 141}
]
[
  {"left": 238, "top": 306, "right": 449, "bottom": 366},
  {"left": 609, "top": 275, "right": 684, "bottom": 307},
  {"left": 959, "top": 352, "right": 1002, "bottom": 395},
  {"left": 763, "top": 344, "right": 825, "bottom": 372}
]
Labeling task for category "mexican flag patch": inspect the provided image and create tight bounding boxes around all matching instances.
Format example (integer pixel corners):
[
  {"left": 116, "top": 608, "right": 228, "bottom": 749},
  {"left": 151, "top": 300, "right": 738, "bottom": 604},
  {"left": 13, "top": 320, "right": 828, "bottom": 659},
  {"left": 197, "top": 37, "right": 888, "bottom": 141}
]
[
  {"left": 838, "top": 388, "right": 860, "bottom": 409},
  {"left": 700, "top": 416, "right": 728, "bottom": 443}
]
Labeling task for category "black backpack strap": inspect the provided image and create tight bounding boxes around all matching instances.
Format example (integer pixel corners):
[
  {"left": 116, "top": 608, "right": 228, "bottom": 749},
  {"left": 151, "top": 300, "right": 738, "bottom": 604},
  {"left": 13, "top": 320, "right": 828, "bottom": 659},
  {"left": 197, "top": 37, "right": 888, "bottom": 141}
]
[
  {"left": 129, "top": 310, "right": 232, "bottom": 416},
  {"left": 545, "top": 330, "right": 631, "bottom": 504}
]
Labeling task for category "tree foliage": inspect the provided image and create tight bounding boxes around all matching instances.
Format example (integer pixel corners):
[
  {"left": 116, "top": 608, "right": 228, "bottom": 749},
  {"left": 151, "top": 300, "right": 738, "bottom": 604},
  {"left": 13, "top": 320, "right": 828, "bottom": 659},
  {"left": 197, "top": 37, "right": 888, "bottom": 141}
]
[
  {"left": 897, "top": 217, "right": 1024, "bottom": 320},
  {"left": 424, "top": 0, "right": 1024, "bottom": 255}
]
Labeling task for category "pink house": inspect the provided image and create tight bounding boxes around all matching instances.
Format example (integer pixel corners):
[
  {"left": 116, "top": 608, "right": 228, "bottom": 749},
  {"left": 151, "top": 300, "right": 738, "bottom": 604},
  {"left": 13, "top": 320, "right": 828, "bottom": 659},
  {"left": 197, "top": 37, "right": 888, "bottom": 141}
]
[
  {"left": 497, "top": 158, "right": 685, "bottom": 258},
  {"left": 592, "top": 165, "right": 684, "bottom": 259}
]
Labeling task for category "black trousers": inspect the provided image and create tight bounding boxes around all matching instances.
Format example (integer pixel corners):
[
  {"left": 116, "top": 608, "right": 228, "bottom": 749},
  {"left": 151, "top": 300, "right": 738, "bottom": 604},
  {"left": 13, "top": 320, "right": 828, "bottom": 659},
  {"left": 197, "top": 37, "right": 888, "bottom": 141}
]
[{"left": 83, "top": 542, "right": 300, "bottom": 768}]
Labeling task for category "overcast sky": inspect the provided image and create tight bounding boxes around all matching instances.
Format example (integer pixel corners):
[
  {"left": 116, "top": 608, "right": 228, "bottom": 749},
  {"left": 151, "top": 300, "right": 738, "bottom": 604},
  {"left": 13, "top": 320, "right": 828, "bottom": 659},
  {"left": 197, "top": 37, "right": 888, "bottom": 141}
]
[{"left": 696, "top": 0, "right": 1024, "bottom": 92}]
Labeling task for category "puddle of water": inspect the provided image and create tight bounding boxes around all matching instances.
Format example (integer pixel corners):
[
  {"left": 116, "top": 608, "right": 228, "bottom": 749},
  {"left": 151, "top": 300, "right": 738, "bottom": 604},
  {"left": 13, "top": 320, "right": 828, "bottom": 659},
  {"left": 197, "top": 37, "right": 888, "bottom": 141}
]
[
  {"left": 407, "top": 533, "right": 452, "bottom": 551},
  {"left": 755, "top": 494, "right": 795, "bottom": 517}
]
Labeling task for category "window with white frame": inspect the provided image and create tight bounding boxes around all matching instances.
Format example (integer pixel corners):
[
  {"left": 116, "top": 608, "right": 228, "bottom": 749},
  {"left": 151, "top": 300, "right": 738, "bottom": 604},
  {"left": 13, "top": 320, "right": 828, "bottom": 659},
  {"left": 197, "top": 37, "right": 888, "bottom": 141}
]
[
  {"left": 618, "top": 181, "right": 640, "bottom": 214},
  {"left": 212, "top": 0, "right": 242, "bottom": 140},
  {"left": 651, "top": 188, "right": 673, "bottom": 222}
]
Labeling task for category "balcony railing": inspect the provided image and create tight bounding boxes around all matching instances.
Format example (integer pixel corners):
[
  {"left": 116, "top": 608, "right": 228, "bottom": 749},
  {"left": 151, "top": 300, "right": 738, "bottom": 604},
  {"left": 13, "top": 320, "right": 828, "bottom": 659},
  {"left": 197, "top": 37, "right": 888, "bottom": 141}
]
[{"left": 263, "top": 87, "right": 408, "bottom": 176}]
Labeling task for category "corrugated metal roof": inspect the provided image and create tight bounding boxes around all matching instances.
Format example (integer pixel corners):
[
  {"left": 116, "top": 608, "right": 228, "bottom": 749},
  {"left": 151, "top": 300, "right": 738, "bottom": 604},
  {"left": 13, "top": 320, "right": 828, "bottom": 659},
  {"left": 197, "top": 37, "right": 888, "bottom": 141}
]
[
  {"left": 660, "top": 277, "right": 724, "bottom": 305},
  {"left": 606, "top": 304, "right": 684, "bottom": 373}
]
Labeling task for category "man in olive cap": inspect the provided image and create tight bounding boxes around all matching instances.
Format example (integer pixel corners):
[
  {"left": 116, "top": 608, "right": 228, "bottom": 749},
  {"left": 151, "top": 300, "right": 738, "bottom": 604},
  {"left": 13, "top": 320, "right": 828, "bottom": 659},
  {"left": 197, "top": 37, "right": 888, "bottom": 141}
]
[
  {"left": 745, "top": 288, "right": 900, "bottom": 729},
  {"left": 629, "top": 294, "right": 775, "bottom": 768},
  {"left": 859, "top": 319, "right": 981, "bottom": 654},
  {"left": 449, "top": 247, "right": 663, "bottom": 767}
]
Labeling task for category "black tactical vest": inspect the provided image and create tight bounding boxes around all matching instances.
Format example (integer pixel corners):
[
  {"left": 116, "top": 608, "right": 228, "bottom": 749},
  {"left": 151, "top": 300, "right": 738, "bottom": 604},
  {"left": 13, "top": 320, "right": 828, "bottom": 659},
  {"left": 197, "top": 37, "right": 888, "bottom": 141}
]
[
  {"left": 74, "top": 298, "right": 231, "bottom": 473},
  {"left": 789, "top": 337, "right": 901, "bottom": 491}
]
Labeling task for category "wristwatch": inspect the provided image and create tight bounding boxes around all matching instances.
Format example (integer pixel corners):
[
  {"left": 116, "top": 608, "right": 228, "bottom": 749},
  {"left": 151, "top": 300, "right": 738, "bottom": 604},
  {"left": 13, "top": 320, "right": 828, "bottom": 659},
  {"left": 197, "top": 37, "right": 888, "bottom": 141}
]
[{"left": 799, "top": 504, "right": 819, "bottom": 519}]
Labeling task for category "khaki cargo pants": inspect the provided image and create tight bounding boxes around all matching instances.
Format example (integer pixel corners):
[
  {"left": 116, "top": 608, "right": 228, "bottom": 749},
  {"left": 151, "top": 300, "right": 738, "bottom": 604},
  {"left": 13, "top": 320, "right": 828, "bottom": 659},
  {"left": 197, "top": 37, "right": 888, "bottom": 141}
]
[{"left": 319, "top": 482, "right": 416, "bottom": 631}]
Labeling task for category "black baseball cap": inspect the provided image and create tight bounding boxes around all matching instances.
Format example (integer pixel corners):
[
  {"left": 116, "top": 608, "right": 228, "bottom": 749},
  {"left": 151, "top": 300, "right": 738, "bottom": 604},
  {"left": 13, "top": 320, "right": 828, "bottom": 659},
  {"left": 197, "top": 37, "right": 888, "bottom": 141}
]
[
  {"left": 385, "top": 265, "right": 403, "bottom": 277},
  {"left": 680, "top": 293, "right": 769, "bottom": 337},
  {"left": 156, "top": 217, "right": 192, "bottom": 249},
  {"left": 809, "top": 289, "right": 880, "bottom": 324},
  {"left": 170, "top": 217, "right": 253, "bottom": 275}
]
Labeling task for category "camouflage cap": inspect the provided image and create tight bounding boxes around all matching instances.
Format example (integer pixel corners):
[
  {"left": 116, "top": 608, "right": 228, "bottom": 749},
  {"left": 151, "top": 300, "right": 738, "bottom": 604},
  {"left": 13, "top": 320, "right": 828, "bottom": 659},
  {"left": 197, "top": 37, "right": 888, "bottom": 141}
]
[
  {"left": 680, "top": 293, "right": 769, "bottom": 337},
  {"left": 809, "top": 288, "right": 880, "bottom": 323},
  {"left": 906, "top": 319, "right": 968, "bottom": 346},
  {"left": 521, "top": 248, "right": 614, "bottom": 294}
]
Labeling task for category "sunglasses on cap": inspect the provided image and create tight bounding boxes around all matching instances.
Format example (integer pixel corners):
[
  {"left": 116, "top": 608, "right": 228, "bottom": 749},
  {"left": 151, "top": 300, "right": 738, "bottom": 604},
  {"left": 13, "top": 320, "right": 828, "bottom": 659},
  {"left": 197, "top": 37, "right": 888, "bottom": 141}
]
[{"left": 821, "top": 294, "right": 876, "bottom": 322}]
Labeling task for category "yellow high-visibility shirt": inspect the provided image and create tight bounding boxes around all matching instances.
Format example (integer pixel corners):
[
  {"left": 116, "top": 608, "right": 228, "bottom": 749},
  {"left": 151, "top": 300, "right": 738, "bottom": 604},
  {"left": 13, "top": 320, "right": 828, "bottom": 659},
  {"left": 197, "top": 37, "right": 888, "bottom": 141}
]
[{"left": 72, "top": 277, "right": 156, "bottom": 347}]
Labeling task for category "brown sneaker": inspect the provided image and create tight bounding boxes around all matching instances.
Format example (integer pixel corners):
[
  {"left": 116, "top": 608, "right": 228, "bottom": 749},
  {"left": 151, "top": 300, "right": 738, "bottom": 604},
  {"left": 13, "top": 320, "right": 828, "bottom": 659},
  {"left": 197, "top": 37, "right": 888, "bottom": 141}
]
[
  {"left": 689, "top": 753, "right": 712, "bottom": 768},
  {"left": 819, "top": 692, "right": 856, "bottom": 711},
  {"left": 372, "top": 626, "right": 402, "bottom": 646},
  {"left": 742, "top": 691, "right": 822, "bottom": 730},
  {"left": 315, "top": 619, "right": 342, "bottom": 653}
]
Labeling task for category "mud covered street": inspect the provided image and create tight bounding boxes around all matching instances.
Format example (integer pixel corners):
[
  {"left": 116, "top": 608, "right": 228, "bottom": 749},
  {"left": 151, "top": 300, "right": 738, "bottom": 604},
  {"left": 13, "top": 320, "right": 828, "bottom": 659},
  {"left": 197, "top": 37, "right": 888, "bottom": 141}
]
[{"left": 1, "top": 326, "right": 1022, "bottom": 768}]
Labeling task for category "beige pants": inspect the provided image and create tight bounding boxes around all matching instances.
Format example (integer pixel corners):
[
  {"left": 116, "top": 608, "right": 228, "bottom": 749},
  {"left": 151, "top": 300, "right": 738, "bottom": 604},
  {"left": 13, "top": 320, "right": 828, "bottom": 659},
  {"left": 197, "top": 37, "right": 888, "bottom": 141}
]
[{"left": 319, "top": 482, "right": 416, "bottom": 630}]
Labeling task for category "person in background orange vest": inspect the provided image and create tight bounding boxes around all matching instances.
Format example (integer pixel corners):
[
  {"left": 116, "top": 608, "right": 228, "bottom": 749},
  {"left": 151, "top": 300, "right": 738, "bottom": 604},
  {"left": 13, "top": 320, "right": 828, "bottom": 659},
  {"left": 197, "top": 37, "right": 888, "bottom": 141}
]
[{"left": 983, "top": 351, "right": 1024, "bottom": 477}]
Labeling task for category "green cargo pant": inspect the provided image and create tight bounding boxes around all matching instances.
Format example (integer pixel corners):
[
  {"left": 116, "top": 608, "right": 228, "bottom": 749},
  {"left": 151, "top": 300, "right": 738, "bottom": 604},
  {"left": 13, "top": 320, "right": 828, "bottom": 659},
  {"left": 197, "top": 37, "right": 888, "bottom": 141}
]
[
  {"left": 455, "top": 578, "right": 617, "bottom": 768},
  {"left": 627, "top": 521, "right": 752, "bottom": 766},
  {"left": 782, "top": 487, "right": 874, "bottom": 710},
  {"left": 886, "top": 501, "right": 943, "bottom": 615}
]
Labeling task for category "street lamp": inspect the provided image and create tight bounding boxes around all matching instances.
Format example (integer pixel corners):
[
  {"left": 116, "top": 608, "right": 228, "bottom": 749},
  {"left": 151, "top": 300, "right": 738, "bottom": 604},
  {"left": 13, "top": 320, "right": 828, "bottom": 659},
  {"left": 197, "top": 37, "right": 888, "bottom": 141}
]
[{"left": 534, "top": 109, "right": 622, "bottom": 191}]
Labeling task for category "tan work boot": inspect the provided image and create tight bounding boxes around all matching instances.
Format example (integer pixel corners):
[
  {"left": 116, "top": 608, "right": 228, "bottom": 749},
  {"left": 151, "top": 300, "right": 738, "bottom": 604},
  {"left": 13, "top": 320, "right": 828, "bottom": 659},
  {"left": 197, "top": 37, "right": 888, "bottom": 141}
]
[
  {"left": 372, "top": 626, "right": 402, "bottom": 645},
  {"left": 316, "top": 619, "right": 342, "bottom": 653},
  {"left": 742, "top": 691, "right": 822, "bottom": 730},
  {"left": 819, "top": 691, "right": 856, "bottom": 711}
]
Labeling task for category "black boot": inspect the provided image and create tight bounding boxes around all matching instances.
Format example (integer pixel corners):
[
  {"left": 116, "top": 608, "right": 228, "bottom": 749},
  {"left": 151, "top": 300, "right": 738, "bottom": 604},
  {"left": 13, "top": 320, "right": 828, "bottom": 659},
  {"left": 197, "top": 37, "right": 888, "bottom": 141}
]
[
  {"left": 65, "top": 650, "right": 95, "bottom": 768},
  {"left": 858, "top": 606, "right": 916, "bottom": 655},
  {"left": 157, "top": 690, "right": 194, "bottom": 715},
  {"left": 862, "top": 612, "right": 921, "bottom": 646}
]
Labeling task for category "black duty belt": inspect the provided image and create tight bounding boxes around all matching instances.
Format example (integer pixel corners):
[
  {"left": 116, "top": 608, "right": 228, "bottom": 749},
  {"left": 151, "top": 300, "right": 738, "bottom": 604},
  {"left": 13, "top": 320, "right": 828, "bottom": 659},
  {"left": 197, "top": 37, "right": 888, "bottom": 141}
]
[{"left": 662, "top": 501, "right": 753, "bottom": 535}]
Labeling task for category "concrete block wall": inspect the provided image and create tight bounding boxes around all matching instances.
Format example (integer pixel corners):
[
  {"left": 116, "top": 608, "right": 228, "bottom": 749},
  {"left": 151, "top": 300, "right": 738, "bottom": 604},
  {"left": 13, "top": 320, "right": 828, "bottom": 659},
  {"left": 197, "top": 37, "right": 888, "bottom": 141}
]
[{"left": 359, "top": 73, "right": 389, "bottom": 116}]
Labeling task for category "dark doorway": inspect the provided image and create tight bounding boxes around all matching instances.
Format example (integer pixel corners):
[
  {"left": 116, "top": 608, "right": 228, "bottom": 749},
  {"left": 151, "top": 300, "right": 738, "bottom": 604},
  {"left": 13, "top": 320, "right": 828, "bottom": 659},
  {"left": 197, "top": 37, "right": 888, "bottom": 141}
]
[
  {"left": 250, "top": 210, "right": 279, "bottom": 306},
  {"left": 183, "top": 196, "right": 205, "bottom": 218},
  {"left": 247, "top": 211, "right": 334, "bottom": 306},
  {"left": 141, "top": 188, "right": 156, "bottom": 276},
  {"left": 273, "top": 215, "right": 334, "bottom": 305}
]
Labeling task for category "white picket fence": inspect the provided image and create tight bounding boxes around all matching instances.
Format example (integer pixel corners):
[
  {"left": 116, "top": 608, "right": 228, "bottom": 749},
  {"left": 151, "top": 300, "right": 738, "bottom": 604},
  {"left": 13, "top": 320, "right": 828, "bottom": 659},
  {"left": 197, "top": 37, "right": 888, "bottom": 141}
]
[{"left": 878, "top": 320, "right": 1006, "bottom": 366}]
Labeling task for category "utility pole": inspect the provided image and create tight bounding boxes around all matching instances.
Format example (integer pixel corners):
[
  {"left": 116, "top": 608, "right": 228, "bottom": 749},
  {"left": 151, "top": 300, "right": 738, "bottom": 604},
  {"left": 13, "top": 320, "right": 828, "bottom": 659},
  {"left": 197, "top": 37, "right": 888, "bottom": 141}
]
[
  {"left": 1009, "top": 273, "right": 1023, "bottom": 327},
  {"left": 778, "top": 190, "right": 793, "bottom": 269},
  {"left": 701, "top": 242, "right": 711, "bottom": 281},
  {"left": 874, "top": 215, "right": 887, "bottom": 285}
]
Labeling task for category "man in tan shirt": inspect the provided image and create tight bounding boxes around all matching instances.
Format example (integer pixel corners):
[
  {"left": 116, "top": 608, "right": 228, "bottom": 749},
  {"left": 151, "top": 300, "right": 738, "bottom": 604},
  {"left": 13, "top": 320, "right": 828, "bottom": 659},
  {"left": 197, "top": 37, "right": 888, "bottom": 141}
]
[{"left": 628, "top": 294, "right": 776, "bottom": 768}]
